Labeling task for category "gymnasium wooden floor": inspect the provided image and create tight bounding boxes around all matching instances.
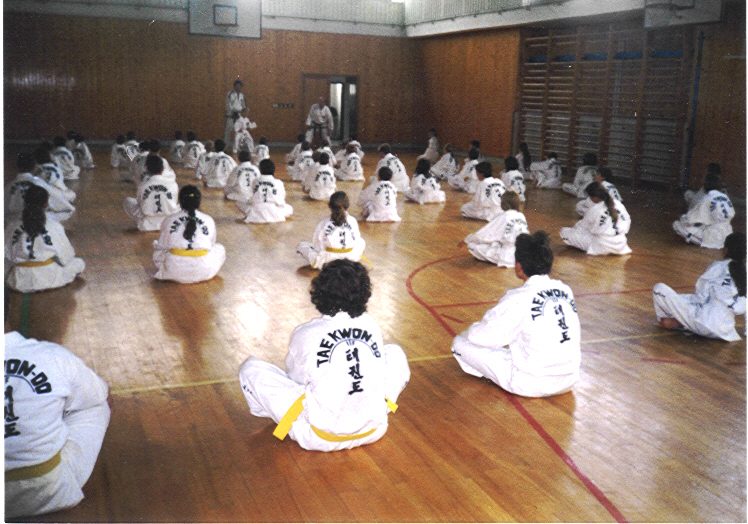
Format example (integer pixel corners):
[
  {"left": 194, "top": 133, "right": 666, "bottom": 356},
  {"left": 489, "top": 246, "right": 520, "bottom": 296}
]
[{"left": 5, "top": 146, "right": 746, "bottom": 522}]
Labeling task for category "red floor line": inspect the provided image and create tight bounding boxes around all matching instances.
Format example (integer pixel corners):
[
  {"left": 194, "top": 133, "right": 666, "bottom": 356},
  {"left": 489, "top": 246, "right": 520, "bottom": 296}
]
[
  {"left": 507, "top": 395, "right": 628, "bottom": 523},
  {"left": 406, "top": 254, "right": 628, "bottom": 522},
  {"left": 440, "top": 313, "right": 465, "bottom": 324}
]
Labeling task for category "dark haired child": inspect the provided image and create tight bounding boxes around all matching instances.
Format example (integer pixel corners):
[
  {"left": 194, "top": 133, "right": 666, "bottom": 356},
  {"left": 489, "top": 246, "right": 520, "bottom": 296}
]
[
  {"left": 531, "top": 152, "right": 562, "bottom": 189},
  {"left": 72, "top": 134, "right": 95, "bottom": 170},
  {"left": 152, "top": 185, "right": 226, "bottom": 283},
  {"left": 654, "top": 232, "right": 745, "bottom": 341},
  {"left": 450, "top": 147, "right": 480, "bottom": 192},
  {"left": 460, "top": 161, "right": 506, "bottom": 221},
  {"left": 405, "top": 158, "right": 446, "bottom": 205},
  {"left": 335, "top": 143, "right": 365, "bottom": 181},
  {"left": 225, "top": 150, "right": 260, "bottom": 202},
  {"left": 170, "top": 130, "right": 186, "bottom": 165},
  {"left": 123, "top": 154, "right": 180, "bottom": 231},
  {"left": 375, "top": 144, "right": 409, "bottom": 192},
  {"left": 452, "top": 231, "right": 581, "bottom": 397},
  {"left": 576, "top": 166, "right": 621, "bottom": 217},
  {"left": 297, "top": 191, "right": 366, "bottom": 269},
  {"left": 673, "top": 171, "right": 734, "bottom": 249},
  {"left": 285, "top": 133, "right": 307, "bottom": 165},
  {"left": 308, "top": 153, "right": 337, "bottom": 201},
  {"left": 430, "top": 143, "right": 458, "bottom": 181},
  {"left": 34, "top": 146, "right": 76, "bottom": 203},
  {"left": 562, "top": 152, "right": 597, "bottom": 198},
  {"left": 516, "top": 142, "right": 532, "bottom": 180},
  {"left": 204, "top": 138, "right": 238, "bottom": 188},
  {"left": 241, "top": 159, "right": 294, "bottom": 223},
  {"left": 51, "top": 136, "right": 80, "bottom": 180},
  {"left": 183, "top": 131, "right": 206, "bottom": 169},
  {"left": 465, "top": 191, "right": 529, "bottom": 267},
  {"left": 501, "top": 156, "right": 527, "bottom": 202},
  {"left": 417, "top": 128, "right": 439, "bottom": 164},
  {"left": 254, "top": 136, "right": 270, "bottom": 166},
  {"left": 290, "top": 141, "right": 314, "bottom": 182},
  {"left": 6, "top": 152, "right": 75, "bottom": 222},
  {"left": 560, "top": 181, "right": 632, "bottom": 255},
  {"left": 5, "top": 184, "right": 84, "bottom": 292},
  {"left": 358, "top": 167, "right": 401, "bottom": 222},
  {"left": 238, "top": 259, "right": 410, "bottom": 451}
]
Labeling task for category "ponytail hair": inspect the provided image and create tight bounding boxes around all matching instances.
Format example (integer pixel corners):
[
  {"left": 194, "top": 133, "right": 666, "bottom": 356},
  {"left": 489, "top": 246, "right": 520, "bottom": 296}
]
[
  {"left": 328, "top": 191, "right": 350, "bottom": 227},
  {"left": 22, "top": 184, "right": 49, "bottom": 239},
  {"left": 585, "top": 182, "right": 618, "bottom": 222},
  {"left": 725, "top": 232, "right": 746, "bottom": 296},
  {"left": 519, "top": 142, "right": 531, "bottom": 170},
  {"left": 178, "top": 185, "right": 202, "bottom": 242}
]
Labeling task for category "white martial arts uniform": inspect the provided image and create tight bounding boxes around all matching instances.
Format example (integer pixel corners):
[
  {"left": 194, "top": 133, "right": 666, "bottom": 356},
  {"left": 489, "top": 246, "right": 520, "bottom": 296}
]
[
  {"left": 375, "top": 154, "right": 409, "bottom": 192},
  {"left": 203, "top": 152, "right": 238, "bottom": 188},
  {"left": 305, "top": 103, "right": 334, "bottom": 144},
  {"left": 308, "top": 166, "right": 337, "bottom": 202},
  {"left": 5, "top": 215, "right": 85, "bottom": 293},
  {"left": 234, "top": 116, "right": 256, "bottom": 154},
  {"left": 404, "top": 174, "right": 446, "bottom": 205},
  {"left": 562, "top": 165, "right": 597, "bottom": 198},
  {"left": 501, "top": 169, "right": 527, "bottom": 202},
  {"left": 290, "top": 150, "right": 315, "bottom": 182},
  {"left": 224, "top": 90, "right": 247, "bottom": 152},
  {"left": 240, "top": 174, "right": 294, "bottom": 223},
  {"left": 34, "top": 163, "right": 76, "bottom": 203},
  {"left": 358, "top": 180, "right": 400, "bottom": 222},
  {"left": 122, "top": 173, "right": 180, "bottom": 231},
  {"left": 465, "top": 209, "right": 529, "bottom": 267},
  {"left": 430, "top": 152, "right": 458, "bottom": 181},
  {"left": 317, "top": 146, "right": 338, "bottom": 168},
  {"left": 51, "top": 147, "right": 80, "bottom": 180},
  {"left": 531, "top": 158, "right": 562, "bottom": 189},
  {"left": 285, "top": 142, "right": 303, "bottom": 166},
  {"left": 183, "top": 141, "right": 206, "bottom": 170},
  {"left": 653, "top": 260, "right": 745, "bottom": 342},
  {"left": 302, "top": 162, "right": 321, "bottom": 193},
  {"left": 224, "top": 161, "right": 261, "bottom": 202},
  {"left": 449, "top": 159, "right": 479, "bottom": 193},
  {"left": 296, "top": 215, "right": 366, "bottom": 269},
  {"left": 195, "top": 151, "right": 215, "bottom": 181},
  {"left": 452, "top": 274, "right": 581, "bottom": 397},
  {"left": 73, "top": 142, "right": 95, "bottom": 170},
  {"left": 673, "top": 190, "right": 734, "bottom": 249},
  {"left": 417, "top": 136, "right": 440, "bottom": 164},
  {"left": 5, "top": 173, "right": 76, "bottom": 223},
  {"left": 110, "top": 144, "right": 130, "bottom": 169},
  {"left": 153, "top": 209, "right": 226, "bottom": 284},
  {"left": 684, "top": 188, "right": 706, "bottom": 211},
  {"left": 335, "top": 152, "right": 364, "bottom": 181},
  {"left": 576, "top": 180, "right": 622, "bottom": 217},
  {"left": 128, "top": 151, "right": 149, "bottom": 183},
  {"left": 124, "top": 140, "right": 140, "bottom": 162},
  {"left": 4, "top": 332, "right": 110, "bottom": 518},
  {"left": 560, "top": 200, "right": 632, "bottom": 255},
  {"left": 254, "top": 144, "right": 270, "bottom": 165},
  {"left": 169, "top": 139, "right": 186, "bottom": 164},
  {"left": 238, "top": 311, "right": 410, "bottom": 451},
  {"left": 460, "top": 177, "right": 506, "bottom": 221}
]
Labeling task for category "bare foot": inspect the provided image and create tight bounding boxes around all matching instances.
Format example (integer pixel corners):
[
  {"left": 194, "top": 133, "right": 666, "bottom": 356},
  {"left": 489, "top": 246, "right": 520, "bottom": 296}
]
[{"left": 659, "top": 317, "right": 682, "bottom": 330}]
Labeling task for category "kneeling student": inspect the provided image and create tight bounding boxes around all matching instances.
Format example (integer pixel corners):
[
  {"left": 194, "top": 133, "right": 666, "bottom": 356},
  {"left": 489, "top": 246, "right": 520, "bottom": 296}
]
[
  {"left": 452, "top": 231, "right": 580, "bottom": 397},
  {"left": 560, "top": 182, "right": 632, "bottom": 256},
  {"left": 4, "top": 331, "right": 110, "bottom": 518},
  {"left": 123, "top": 155, "right": 180, "bottom": 231},
  {"left": 5, "top": 185, "right": 85, "bottom": 293},
  {"left": 238, "top": 259, "right": 410, "bottom": 451},
  {"left": 465, "top": 191, "right": 529, "bottom": 267},
  {"left": 297, "top": 191, "right": 366, "bottom": 269},
  {"left": 460, "top": 161, "right": 506, "bottom": 221},
  {"left": 358, "top": 167, "right": 401, "bottom": 222},
  {"left": 653, "top": 232, "right": 745, "bottom": 341},
  {"left": 153, "top": 185, "right": 226, "bottom": 284},
  {"left": 240, "top": 159, "right": 294, "bottom": 223}
]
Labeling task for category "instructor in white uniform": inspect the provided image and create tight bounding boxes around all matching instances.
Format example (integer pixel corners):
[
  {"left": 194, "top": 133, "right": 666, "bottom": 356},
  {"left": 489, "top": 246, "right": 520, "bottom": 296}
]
[
  {"left": 239, "top": 259, "right": 410, "bottom": 452},
  {"left": 305, "top": 96, "right": 334, "bottom": 148},
  {"left": 5, "top": 331, "right": 110, "bottom": 518},
  {"left": 224, "top": 79, "right": 247, "bottom": 154},
  {"left": 452, "top": 231, "right": 581, "bottom": 397}
]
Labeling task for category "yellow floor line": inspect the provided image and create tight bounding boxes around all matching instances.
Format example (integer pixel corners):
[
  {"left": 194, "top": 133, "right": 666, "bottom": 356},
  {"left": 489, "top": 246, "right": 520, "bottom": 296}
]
[{"left": 111, "top": 332, "right": 678, "bottom": 395}]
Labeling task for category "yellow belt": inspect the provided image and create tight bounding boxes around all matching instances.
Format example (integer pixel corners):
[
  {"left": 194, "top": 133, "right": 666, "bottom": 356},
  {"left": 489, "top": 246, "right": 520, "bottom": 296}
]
[
  {"left": 16, "top": 258, "right": 54, "bottom": 268},
  {"left": 325, "top": 247, "right": 353, "bottom": 254},
  {"left": 169, "top": 248, "right": 209, "bottom": 257},
  {"left": 6, "top": 451, "right": 62, "bottom": 481},
  {"left": 273, "top": 393, "right": 399, "bottom": 442}
]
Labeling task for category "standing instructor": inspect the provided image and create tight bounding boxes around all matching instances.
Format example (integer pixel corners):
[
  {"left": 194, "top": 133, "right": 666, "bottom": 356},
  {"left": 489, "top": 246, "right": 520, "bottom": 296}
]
[
  {"left": 305, "top": 96, "right": 334, "bottom": 148},
  {"left": 225, "top": 79, "right": 247, "bottom": 154}
]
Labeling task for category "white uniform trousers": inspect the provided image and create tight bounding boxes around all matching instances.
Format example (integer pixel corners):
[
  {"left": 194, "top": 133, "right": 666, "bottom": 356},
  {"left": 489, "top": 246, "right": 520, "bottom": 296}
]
[
  {"left": 5, "top": 403, "right": 110, "bottom": 518},
  {"left": 6, "top": 259, "right": 85, "bottom": 293},
  {"left": 452, "top": 335, "right": 575, "bottom": 398},
  {"left": 239, "top": 346, "right": 409, "bottom": 451},
  {"left": 153, "top": 244, "right": 226, "bottom": 284}
]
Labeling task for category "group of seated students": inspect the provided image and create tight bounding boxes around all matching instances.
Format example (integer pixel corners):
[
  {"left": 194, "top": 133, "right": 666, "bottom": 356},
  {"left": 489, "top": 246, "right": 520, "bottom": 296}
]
[{"left": 4, "top": 130, "right": 744, "bottom": 519}]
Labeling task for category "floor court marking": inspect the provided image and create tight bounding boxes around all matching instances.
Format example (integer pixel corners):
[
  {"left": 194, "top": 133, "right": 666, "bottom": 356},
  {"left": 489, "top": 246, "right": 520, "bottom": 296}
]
[{"left": 406, "top": 254, "right": 628, "bottom": 523}]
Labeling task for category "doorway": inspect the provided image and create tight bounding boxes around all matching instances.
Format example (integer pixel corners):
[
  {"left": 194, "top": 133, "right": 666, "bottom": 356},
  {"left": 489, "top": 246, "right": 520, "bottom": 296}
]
[{"left": 301, "top": 74, "right": 358, "bottom": 144}]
